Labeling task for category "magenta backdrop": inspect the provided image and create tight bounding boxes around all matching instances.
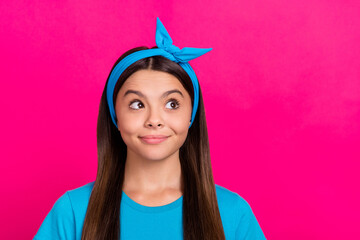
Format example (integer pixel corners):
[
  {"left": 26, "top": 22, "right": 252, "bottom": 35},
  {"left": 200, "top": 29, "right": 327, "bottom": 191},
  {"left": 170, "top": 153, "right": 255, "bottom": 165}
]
[{"left": 1, "top": 0, "right": 359, "bottom": 239}]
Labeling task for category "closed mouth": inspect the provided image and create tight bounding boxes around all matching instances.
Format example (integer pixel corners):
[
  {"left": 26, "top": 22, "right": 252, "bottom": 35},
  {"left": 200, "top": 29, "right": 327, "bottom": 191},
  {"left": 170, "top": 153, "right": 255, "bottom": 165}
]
[{"left": 140, "top": 135, "right": 169, "bottom": 139}]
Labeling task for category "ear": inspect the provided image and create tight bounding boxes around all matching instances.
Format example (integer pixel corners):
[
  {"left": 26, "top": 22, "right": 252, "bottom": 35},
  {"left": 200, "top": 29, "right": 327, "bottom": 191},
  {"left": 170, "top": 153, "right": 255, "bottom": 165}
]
[{"left": 117, "top": 120, "right": 121, "bottom": 131}]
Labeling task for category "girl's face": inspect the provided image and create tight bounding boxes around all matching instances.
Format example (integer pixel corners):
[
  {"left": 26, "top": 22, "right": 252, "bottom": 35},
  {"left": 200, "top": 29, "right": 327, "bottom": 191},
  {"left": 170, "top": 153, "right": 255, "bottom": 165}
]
[{"left": 115, "top": 69, "right": 192, "bottom": 162}]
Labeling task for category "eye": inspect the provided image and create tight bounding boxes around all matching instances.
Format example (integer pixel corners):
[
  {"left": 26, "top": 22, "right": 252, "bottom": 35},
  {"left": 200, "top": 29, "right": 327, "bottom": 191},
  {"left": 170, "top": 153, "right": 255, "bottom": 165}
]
[
  {"left": 165, "top": 98, "right": 180, "bottom": 110},
  {"left": 129, "top": 100, "right": 144, "bottom": 110}
]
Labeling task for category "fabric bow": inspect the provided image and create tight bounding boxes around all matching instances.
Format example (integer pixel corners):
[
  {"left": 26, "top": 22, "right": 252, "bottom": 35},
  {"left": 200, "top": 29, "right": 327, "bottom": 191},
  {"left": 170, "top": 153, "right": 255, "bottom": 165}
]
[{"left": 155, "top": 17, "right": 212, "bottom": 63}]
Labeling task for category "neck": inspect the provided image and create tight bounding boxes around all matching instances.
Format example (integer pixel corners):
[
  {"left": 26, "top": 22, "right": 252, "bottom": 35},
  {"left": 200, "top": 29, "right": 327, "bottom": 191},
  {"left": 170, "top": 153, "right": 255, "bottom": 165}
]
[{"left": 123, "top": 148, "right": 182, "bottom": 193}]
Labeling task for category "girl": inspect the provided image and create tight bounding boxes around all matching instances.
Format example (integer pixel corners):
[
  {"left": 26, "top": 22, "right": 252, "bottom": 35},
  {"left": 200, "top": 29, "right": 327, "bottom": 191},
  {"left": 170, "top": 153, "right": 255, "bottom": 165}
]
[{"left": 34, "top": 18, "right": 266, "bottom": 240}]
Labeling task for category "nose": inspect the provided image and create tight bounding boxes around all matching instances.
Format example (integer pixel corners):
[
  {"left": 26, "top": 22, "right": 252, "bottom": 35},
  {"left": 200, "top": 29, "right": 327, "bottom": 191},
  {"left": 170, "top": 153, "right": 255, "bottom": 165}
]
[{"left": 145, "top": 107, "right": 164, "bottom": 128}]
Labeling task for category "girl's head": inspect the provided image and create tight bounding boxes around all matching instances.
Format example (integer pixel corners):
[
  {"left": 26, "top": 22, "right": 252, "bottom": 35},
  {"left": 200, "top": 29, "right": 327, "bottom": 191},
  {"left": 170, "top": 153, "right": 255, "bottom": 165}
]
[{"left": 82, "top": 18, "right": 225, "bottom": 239}]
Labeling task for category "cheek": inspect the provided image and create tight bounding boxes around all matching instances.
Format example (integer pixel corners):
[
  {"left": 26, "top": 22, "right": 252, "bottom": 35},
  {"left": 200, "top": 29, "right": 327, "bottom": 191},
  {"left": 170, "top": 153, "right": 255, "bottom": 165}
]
[
  {"left": 170, "top": 117, "right": 190, "bottom": 132},
  {"left": 116, "top": 108, "right": 143, "bottom": 137},
  {"left": 169, "top": 115, "right": 190, "bottom": 140},
  {"left": 174, "top": 124, "right": 190, "bottom": 149}
]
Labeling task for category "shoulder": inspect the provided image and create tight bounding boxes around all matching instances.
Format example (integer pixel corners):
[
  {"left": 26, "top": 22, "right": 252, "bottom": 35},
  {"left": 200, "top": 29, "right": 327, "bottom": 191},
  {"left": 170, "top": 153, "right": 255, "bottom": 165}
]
[
  {"left": 215, "top": 184, "right": 267, "bottom": 240},
  {"left": 66, "top": 181, "right": 95, "bottom": 208},
  {"left": 65, "top": 181, "right": 95, "bottom": 227},
  {"left": 34, "top": 181, "right": 95, "bottom": 240},
  {"left": 215, "top": 184, "right": 251, "bottom": 213},
  {"left": 214, "top": 184, "right": 250, "bottom": 235}
]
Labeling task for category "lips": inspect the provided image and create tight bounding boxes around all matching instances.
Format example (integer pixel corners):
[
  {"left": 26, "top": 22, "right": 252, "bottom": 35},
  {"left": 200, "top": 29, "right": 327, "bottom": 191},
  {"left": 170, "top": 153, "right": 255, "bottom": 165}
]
[
  {"left": 139, "top": 135, "right": 169, "bottom": 144},
  {"left": 141, "top": 135, "right": 168, "bottom": 139}
]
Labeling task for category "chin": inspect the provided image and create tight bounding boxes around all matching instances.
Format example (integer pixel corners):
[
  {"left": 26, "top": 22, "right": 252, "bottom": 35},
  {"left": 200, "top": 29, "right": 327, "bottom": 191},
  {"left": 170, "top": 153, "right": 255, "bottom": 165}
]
[
  {"left": 141, "top": 150, "right": 176, "bottom": 161},
  {"left": 131, "top": 145, "right": 177, "bottom": 161}
]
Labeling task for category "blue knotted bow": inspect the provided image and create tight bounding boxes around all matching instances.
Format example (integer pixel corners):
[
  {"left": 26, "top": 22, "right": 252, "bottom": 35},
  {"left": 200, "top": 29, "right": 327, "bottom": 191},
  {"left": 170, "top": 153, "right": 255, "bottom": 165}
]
[
  {"left": 155, "top": 18, "right": 212, "bottom": 62},
  {"left": 107, "top": 17, "right": 212, "bottom": 129}
]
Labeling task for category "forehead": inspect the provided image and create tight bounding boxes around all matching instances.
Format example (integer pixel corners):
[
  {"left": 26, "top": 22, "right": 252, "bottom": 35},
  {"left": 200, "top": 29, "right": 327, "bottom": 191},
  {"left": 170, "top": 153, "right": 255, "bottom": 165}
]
[{"left": 121, "top": 69, "right": 184, "bottom": 91}]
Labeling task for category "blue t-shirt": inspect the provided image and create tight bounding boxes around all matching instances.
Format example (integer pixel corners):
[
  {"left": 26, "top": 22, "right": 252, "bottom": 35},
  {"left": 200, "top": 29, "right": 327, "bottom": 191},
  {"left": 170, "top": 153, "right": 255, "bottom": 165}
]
[{"left": 34, "top": 182, "right": 266, "bottom": 240}]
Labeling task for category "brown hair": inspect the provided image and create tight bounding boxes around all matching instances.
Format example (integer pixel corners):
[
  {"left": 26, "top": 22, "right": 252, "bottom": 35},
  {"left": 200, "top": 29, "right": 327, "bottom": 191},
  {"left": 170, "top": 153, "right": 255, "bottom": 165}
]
[{"left": 81, "top": 46, "right": 225, "bottom": 239}]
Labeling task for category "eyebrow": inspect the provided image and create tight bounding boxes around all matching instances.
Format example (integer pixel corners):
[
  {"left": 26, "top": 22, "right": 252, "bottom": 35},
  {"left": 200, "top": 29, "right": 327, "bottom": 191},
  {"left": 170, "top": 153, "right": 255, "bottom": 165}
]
[{"left": 123, "top": 89, "right": 184, "bottom": 99}]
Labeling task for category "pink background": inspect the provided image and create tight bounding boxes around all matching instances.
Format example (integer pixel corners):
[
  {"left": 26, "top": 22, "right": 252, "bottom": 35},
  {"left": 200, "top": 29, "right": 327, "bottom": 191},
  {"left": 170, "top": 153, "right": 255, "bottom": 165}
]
[{"left": 1, "top": 0, "right": 359, "bottom": 239}]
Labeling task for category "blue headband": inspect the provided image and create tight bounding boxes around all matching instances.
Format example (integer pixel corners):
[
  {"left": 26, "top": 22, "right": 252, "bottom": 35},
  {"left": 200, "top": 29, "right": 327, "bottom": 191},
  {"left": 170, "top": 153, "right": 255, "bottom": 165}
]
[{"left": 106, "top": 17, "right": 212, "bottom": 129}]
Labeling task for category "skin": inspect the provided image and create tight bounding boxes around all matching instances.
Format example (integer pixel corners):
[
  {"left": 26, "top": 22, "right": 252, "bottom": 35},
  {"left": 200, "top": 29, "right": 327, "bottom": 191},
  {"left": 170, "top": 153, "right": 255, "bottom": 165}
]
[{"left": 114, "top": 69, "right": 192, "bottom": 207}]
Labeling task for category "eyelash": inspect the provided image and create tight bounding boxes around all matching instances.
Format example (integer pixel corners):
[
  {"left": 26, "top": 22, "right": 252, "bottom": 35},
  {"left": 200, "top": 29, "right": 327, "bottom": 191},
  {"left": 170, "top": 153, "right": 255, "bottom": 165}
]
[{"left": 129, "top": 98, "right": 180, "bottom": 110}]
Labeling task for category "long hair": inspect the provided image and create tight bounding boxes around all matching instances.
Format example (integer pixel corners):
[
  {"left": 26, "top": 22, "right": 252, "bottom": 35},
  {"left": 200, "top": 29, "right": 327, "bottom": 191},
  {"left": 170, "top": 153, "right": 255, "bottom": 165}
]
[{"left": 81, "top": 46, "right": 225, "bottom": 240}]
